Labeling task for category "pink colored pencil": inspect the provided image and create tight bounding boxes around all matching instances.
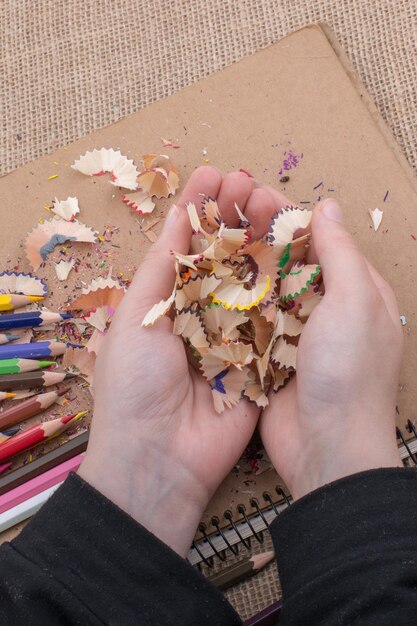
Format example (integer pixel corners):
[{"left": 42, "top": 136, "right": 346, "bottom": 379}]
[
  {"left": 0, "top": 462, "right": 12, "bottom": 476},
  {"left": 0, "top": 453, "right": 84, "bottom": 514}
]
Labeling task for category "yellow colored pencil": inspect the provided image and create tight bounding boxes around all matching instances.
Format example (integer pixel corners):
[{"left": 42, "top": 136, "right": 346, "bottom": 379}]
[{"left": 0, "top": 295, "right": 44, "bottom": 312}]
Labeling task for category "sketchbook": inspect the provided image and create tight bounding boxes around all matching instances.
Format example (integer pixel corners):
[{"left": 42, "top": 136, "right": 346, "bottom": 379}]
[{"left": 0, "top": 24, "right": 417, "bottom": 552}]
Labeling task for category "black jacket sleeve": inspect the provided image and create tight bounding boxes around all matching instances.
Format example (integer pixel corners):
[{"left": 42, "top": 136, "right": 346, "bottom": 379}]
[
  {"left": 1, "top": 468, "right": 417, "bottom": 625},
  {"left": 0, "top": 473, "right": 241, "bottom": 626},
  {"left": 270, "top": 467, "right": 417, "bottom": 625}
]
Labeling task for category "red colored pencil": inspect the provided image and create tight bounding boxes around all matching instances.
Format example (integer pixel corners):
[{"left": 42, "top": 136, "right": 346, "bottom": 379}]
[{"left": 0, "top": 411, "right": 87, "bottom": 463}]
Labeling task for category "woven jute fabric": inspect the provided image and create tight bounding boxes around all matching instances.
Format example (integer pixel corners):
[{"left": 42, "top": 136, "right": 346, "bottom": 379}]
[
  {"left": 1, "top": 0, "right": 416, "bottom": 178},
  {"left": 1, "top": 0, "right": 416, "bottom": 620},
  {"left": 200, "top": 529, "right": 281, "bottom": 621}
]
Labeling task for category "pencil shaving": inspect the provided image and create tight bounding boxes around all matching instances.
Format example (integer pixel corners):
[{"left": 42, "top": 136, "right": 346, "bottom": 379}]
[
  {"left": 211, "top": 368, "right": 252, "bottom": 413},
  {"left": 265, "top": 206, "right": 312, "bottom": 248},
  {"left": 279, "top": 262, "right": 321, "bottom": 303},
  {"left": 83, "top": 306, "right": 114, "bottom": 332},
  {"left": 369, "top": 208, "right": 383, "bottom": 231},
  {"left": 0, "top": 272, "right": 47, "bottom": 296},
  {"left": 12, "top": 328, "right": 34, "bottom": 344},
  {"left": 25, "top": 218, "right": 97, "bottom": 271},
  {"left": 68, "top": 275, "right": 125, "bottom": 311},
  {"left": 122, "top": 190, "right": 156, "bottom": 215},
  {"left": 173, "top": 311, "right": 210, "bottom": 354},
  {"left": 142, "top": 198, "right": 321, "bottom": 412},
  {"left": 72, "top": 148, "right": 139, "bottom": 190},
  {"left": 52, "top": 197, "right": 80, "bottom": 221},
  {"left": 55, "top": 259, "right": 75, "bottom": 281},
  {"left": 85, "top": 329, "right": 106, "bottom": 355},
  {"left": 63, "top": 348, "right": 96, "bottom": 385},
  {"left": 138, "top": 154, "right": 179, "bottom": 198}
]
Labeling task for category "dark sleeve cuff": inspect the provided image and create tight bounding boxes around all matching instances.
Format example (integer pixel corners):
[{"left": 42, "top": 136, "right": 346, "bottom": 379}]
[
  {"left": 270, "top": 467, "right": 417, "bottom": 625},
  {"left": 9, "top": 473, "right": 241, "bottom": 625}
]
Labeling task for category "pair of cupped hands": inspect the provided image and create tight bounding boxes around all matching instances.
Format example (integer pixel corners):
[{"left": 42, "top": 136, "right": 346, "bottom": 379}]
[{"left": 79, "top": 167, "right": 403, "bottom": 557}]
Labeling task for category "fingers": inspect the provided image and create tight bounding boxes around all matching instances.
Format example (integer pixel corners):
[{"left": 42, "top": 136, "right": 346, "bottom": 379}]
[
  {"left": 216, "top": 171, "right": 253, "bottom": 227},
  {"left": 244, "top": 181, "right": 293, "bottom": 239},
  {"left": 312, "top": 199, "right": 371, "bottom": 295},
  {"left": 244, "top": 188, "right": 277, "bottom": 239},
  {"left": 127, "top": 166, "right": 222, "bottom": 313},
  {"left": 179, "top": 165, "right": 222, "bottom": 211},
  {"left": 252, "top": 180, "right": 292, "bottom": 210}
]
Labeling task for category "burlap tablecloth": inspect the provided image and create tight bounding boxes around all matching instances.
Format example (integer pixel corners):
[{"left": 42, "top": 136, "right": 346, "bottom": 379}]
[{"left": 1, "top": 0, "right": 416, "bottom": 620}]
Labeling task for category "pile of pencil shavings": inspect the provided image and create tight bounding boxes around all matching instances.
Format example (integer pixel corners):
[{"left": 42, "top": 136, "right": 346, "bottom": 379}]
[{"left": 143, "top": 200, "right": 323, "bottom": 413}]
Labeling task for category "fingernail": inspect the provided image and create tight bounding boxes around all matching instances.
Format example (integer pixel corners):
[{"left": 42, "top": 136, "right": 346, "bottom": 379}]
[
  {"left": 322, "top": 199, "right": 344, "bottom": 224},
  {"left": 163, "top": 204, "right": 179, "bottom": 230}
]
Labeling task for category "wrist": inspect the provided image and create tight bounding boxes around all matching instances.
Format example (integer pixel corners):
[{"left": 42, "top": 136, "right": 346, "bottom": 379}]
[
  {"left": 78, "top": 438, "right": 209, "bottom": 557},
  {"left": 287, "top": 430, "right": 403, "bottom": 500}
]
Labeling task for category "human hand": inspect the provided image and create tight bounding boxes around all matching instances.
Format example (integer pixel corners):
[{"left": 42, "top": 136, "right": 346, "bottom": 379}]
[
  {"left": 260, "top": 198, "right": 403, "bottom": 499},
  {"left": 79, "top": 167, "right": 281, "bottom": 556}
]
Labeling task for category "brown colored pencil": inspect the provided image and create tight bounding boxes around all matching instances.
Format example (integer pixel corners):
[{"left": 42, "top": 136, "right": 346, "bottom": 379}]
[
  {"left": 0, "top": 371, "right": 76, "bottom": 391},
  {"left": 0, "top": 388, "right": 69, "bottom": 430},
  {"left": 208, "top": 552, "right": 275, "bottom": 590},
  {"left": 0, "top": 430, "right": 89, "bottom": 495}
]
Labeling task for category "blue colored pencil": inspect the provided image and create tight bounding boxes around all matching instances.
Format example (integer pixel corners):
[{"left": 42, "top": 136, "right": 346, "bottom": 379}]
[
  {"left": 0, "top": 333, "right": 20, "bottom": 345},
  {"left": 0, "top": 341, "right": 68, "bottom": 360},
  {"left": 0, "top": 311, "right": 72, "bottom": 330}
]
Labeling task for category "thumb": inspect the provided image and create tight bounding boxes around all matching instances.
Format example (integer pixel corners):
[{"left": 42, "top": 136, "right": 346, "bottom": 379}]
[
  {"left": 128, "top": 203, "right": 191, "bottom": 318},
  {"left": 312, "top": 199, "right": 369, "bottom": 294},
  {"left": 123, "top": 165, "right": 222, "bottom": 321}
]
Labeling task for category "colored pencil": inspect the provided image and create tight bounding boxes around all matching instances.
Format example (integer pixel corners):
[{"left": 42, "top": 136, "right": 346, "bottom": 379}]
[
  {"left": 0, "top": 387, "right": 69, "bottom": 430},
  {"left": 0, "top": 482, "right": 62, "bottom": 532},
  {"left": 0, "top": 341, "right": 68, "bottom": 360},
  {"left": 1, "top": 428, "right": 20, "bottom": 437},
  {"left": 0, "top": 430, "right": 89, "bottom": 495},
  {"left": 0, "top": 392, "right": 16, "bottom": 401},
  {"left": 0, "top": 371, "right": 76, "bottom": 391},
  {"left": 1, "top": 295, "right": 44, "bottom": 312},
  {"left": 243, "top": 599, "right": 283, "bottom": 626},
  {"left": 0, "top": 311, "right": 73, "bottom": 330},
  {"left": 0, "top": 462, "right": 12, "bottom": 477},
  {"left": 0, "top": 429, "right": 20, "bottom": 444},
  {"left": 208, "top": 552, "right": 275, "bottom": 591},
  {"left": 0, "top": 295, "right": 44, "bottom": 312},
  {"left": 0, "top": 453, "right": 84, "bottom": 514},
  {"left": 0, "top": 358, "right": 55, "bottom": 376},
  {"left": 0, "top": 411, "right": 87, "bottom": 463},
  {"left": 0, "top": 333, "right": 20, "bottom": 345}
]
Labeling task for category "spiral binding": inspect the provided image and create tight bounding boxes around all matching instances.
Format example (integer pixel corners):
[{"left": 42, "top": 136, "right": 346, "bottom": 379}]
[
  {"left": 188, "top": 486, "right": 291, "bottom": 567},
  {"left": 187, "top": 426, "right": 417, "bottom": 567}
]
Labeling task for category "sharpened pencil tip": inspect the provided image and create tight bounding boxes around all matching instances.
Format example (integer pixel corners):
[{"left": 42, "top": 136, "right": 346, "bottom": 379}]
[
  {"left": 64, "top": 372, "right": 78, "bottom": 380},
  {"left": 61, "top": 313, "right": 73, "bottom": 320},
  {"left": 251, "top": 551, "right": 275, "bottom": 571},
  {"left": 39, "top": 361, "right": 55, "bottom": 368},
  {"left": 27, "top": 296, "right": 44, "bottom": 302}
]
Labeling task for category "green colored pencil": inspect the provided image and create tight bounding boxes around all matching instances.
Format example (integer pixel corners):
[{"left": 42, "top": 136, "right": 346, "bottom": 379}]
[{"left": 0, "top": 358, "right": 55, "bottom": 376}]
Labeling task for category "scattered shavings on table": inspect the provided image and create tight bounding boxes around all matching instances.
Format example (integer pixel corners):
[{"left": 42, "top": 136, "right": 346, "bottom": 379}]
[
  {"left": 52, "top": 197, "right": 80, "bottom": 221},
  {"left": 369, "top": 208, "right": 383, "bottom": 231},
  {"left": 25, "top": 217, "right": 97, "bottom": 270},
  {"left": 2, "top": 143, "right": 181, "bottom": 476},
  {"left": 0, "top": 272, "right": 47, "bottom": 296}
]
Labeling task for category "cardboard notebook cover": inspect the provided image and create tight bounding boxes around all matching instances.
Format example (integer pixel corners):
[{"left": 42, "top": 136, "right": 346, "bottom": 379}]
[{"left": 0, "top": 24, "right": 416, "bottom": 534}]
